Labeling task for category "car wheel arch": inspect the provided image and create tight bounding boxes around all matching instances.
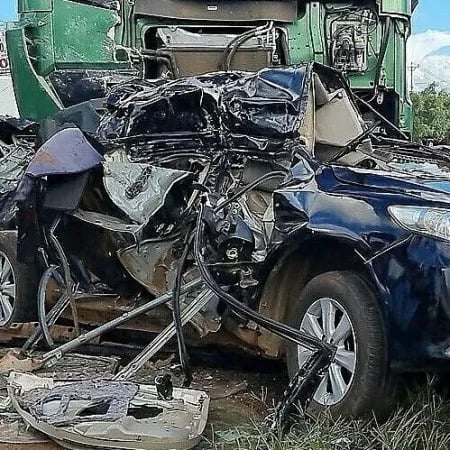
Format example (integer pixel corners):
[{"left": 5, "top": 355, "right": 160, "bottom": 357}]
[{"left": 256, "top": 233, "right": 390, "bottom": 357}]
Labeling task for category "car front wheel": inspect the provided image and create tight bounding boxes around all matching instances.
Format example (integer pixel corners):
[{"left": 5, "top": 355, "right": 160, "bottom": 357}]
[{"left": 286, "top": 270, "right": 390, "bottom": 418}]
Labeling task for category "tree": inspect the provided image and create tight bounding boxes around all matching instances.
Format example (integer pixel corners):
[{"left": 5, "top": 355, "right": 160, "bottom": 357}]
[{"left": 412, "top": 84, "right": 450, "bottom": 142}]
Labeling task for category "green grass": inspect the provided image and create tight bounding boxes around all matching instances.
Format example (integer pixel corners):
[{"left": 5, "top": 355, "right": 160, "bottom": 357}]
[{"left": 206, "top": 376, "right": 450, "bottom": 450}]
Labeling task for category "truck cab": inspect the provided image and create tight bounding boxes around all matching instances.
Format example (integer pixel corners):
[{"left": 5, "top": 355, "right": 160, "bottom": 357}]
[{"left": 7, "top": 0, "right": 416, "bottom": 133}]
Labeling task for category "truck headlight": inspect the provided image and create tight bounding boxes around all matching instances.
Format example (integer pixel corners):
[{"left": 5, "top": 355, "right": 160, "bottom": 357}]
[{"left": 388, "top": 206, "right": 450, "bottom": 242}]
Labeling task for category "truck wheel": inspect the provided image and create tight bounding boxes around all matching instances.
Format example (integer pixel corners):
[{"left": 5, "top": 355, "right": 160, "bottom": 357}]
[
  {"left": 0, "top": 231, "right": 37, "bottom": 327},
  {"left": 286, "top": 271, "right": 389, "bottom": 418}
]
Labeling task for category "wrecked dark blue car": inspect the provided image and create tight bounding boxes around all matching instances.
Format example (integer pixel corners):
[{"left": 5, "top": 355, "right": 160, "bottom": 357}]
[{"left": 1, "top": 64, "right": 450, "bottom": 419}]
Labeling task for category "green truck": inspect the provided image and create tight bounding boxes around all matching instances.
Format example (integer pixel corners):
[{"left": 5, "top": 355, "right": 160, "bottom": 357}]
[{"left": 6, "top": 0, "right": 416, "bottom": 133}]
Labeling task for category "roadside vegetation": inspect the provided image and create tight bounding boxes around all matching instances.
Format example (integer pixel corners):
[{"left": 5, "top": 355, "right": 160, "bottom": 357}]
[
  {"left": 412, "top": 84, "right": 450, "bottom": 141},
  {"left": 208, "top": 376, "right": 450, "bottom": 450}
]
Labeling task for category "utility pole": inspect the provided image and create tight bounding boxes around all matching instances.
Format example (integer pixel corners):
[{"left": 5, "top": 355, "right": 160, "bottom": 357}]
[{"left": 408, "top": 62, "right": 420, "bottom": 95}]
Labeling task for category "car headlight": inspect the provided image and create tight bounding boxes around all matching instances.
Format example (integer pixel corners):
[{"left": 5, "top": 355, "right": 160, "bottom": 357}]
[{"left": 388, "top": 206, "right": 450, "bottom": 242}]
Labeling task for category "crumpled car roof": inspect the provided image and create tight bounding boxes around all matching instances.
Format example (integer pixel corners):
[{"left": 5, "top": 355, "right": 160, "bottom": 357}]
[{"left": 98, "top": 65, "right": 311, "bottom": 160}]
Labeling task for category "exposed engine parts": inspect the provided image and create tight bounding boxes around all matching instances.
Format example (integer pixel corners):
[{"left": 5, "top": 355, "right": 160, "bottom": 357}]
[
  {"left": 328, "top": 8, "right": 376, "bottom": 73},
  {"left": 143, "top": 22, "right": 285, "bottom": 78},
  {"left": 331, "top": 20, "right": 368, "bottom": 72}
]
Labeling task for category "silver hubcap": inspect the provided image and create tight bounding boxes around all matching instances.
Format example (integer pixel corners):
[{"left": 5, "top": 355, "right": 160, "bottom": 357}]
[
  {"left": 0, "top": 251, "right": 16, "bottom": 326},
  {"left": 297, "top": 297, "right": 357, "bottom": 406}
]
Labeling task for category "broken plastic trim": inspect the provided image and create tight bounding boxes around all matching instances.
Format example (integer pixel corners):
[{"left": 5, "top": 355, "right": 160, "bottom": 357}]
[{"left": 327, "top": 121, "right": 381, "bottom": 163}]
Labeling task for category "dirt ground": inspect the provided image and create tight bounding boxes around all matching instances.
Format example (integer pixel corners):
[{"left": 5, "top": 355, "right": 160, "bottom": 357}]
[{"left": 0, "top": 345, "right": 287, "bottom": 449}]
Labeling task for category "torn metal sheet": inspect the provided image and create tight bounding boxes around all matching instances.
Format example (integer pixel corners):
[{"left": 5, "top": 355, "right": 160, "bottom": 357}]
[
  {"left": 70, "top": 209, "right": 144, "bottom": 236},
  {"left": 0, "top": 117, "right": 37, "bottom": 143},
  {"left": 97, "top": 65, "right": 308, "bottom": 162},
  {"left": 23, "top": 380, "right": 139, "bottom": 426},
  {"left": 0, "top": 350, "right": 120, "bottom": 379},
  {"left": 25, "top": 128, "right": 103, "bottom": 178},
  {"left": 49, "top": 69, "right": 131, "bottom": 108},
  {"left": 103, "top": 162, "right": 190, "bottom": 225},
  {"left": 117, "top": 239, "right": 176, "bottom": 295},
  {"left": 8, "top": 373, "right": 210, "bottom": 450},
  {"left": 0, "top": 351, "right": 43, "bottom": 374}
]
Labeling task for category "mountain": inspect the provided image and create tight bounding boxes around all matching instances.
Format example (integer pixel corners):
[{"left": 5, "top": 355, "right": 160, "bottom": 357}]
[{"left": 408, "top": 30, "right": 450, "bottom": 91}]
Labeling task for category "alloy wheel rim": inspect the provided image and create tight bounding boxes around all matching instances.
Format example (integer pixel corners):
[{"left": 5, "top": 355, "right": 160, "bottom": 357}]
[
  {"left": 0, "top": 251, "right": 16, "bottom": 326},
  {"left": 297, "top": 297, "right": 357, "bottom": 406}
]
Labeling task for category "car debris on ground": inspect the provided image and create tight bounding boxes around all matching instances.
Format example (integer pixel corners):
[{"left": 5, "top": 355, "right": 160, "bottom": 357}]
[
  {"left": 0, "top": 348, "right": 281, "bottom": 449},
  {"left": 8, "top": 372, "right": 210, "bottom": 450}
]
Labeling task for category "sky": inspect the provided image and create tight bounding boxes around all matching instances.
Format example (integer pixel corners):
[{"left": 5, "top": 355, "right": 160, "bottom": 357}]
[
  {"left": 0, "top": 0, "right": 448, "bottom": 32},
  {"left": 0, "top": 1, "right": 15, "bottom": 23},
  {"left": 412, "top": 0, "right": 450, "bottom": 33}
]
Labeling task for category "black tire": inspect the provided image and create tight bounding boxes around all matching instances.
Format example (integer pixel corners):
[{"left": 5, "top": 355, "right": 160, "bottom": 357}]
[
  {"left": 0, "top": 231, "right": 38, "bottom": 327},
  {"left": 286, "top": 270, "right": 389, "bottom": 418}
]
